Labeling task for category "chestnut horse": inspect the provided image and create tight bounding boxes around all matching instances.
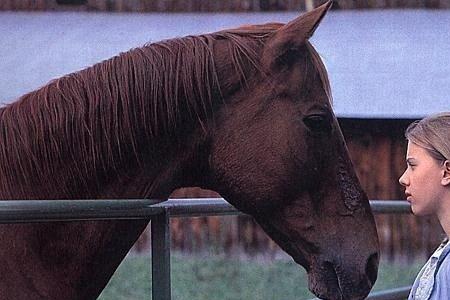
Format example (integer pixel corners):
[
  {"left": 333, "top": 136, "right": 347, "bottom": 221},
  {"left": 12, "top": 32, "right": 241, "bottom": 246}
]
[{"left": 0, "top": 2, "right": 379, "bottom": 299}]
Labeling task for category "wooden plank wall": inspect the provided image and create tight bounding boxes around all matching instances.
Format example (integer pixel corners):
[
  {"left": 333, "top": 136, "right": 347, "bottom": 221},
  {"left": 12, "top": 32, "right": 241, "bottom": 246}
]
[
  {"left": 132, "top": 118, "right": 444, "bottom": 262},
  {"left": 2, "top": 0, "right": 450, "bottom": 11}
]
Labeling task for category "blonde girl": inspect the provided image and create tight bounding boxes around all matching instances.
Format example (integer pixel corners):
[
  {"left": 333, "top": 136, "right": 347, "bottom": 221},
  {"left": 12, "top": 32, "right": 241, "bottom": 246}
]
[{"left": 399, "top": 112, "right": 450, "bottom": 299}]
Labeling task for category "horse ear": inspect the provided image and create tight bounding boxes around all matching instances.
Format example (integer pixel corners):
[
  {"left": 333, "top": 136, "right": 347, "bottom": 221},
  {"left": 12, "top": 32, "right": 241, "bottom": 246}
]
[
  {"left": 263, "top": 1, "right": 332, "bottom": 66},
  {"left": 281, "top": 0, "right": 333, "bottom": 41}
]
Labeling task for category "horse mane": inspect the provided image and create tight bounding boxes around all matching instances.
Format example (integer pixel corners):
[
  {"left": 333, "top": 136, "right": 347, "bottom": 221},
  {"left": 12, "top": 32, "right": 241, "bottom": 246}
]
[{"left": 0, "top": 22, "right": 331, "bottom": 198}]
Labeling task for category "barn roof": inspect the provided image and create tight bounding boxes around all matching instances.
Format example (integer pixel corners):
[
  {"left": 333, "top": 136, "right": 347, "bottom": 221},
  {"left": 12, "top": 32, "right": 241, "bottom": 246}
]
[{"left": 1, "top": 10, "right": 449, "bottom": 119}]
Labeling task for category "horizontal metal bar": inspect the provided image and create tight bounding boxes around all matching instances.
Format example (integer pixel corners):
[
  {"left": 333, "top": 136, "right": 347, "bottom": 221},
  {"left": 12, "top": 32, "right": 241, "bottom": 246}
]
[
  {"left": 160, "top": 198, "right": 245, "bottom": 217},
  {"left": 369, "top": 200, "right": 411, "bottom": 214},
  {"left": 366, "top": 286, "right": 411, "bottom": 300},
  {"left": 0, "top": 199, "right": 165, "bottom": 223},
  {"left": 163, "top": 199, "right": 411, "bottom": 216},
  {"left": 0, "top": 199, "right": 409, "bottom": 223},
  {"left": 309, "top": 286, "right": 411, "bottom": 300}
]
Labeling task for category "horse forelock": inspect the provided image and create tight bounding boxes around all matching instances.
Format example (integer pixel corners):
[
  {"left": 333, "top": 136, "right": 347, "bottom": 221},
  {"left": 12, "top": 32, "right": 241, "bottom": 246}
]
[{"left": 0, "top": 26, "right": 277, "bottom": 198}]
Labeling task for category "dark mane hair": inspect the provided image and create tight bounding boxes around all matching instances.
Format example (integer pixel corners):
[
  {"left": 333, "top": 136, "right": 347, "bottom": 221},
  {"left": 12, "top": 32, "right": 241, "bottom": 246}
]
[{"left": 0, "top": 23, "right": 331, "bottom": 198}]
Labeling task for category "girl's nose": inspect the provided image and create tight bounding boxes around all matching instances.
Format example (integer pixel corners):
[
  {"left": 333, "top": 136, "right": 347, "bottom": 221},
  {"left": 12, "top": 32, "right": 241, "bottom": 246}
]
[{"left": 398, "top": 171, "right": 408, "bottom": 186}]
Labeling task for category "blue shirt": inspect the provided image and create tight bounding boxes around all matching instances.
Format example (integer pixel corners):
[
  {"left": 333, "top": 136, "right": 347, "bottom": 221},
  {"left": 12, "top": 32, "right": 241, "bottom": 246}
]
[{"left": 409, "top": 239, "right": 450, "bottom": 300}]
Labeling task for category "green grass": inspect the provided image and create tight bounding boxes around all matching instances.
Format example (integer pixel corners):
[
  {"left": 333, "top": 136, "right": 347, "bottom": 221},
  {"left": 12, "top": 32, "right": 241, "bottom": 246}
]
[{"left": 98, "top": 253, "right": 423, "bottom": 300}]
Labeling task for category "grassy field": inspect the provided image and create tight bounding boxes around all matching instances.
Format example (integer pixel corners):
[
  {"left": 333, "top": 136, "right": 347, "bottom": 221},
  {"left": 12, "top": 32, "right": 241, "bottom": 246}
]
[{"left": 98, "top": 253, "right": 423, "bottom": 300}]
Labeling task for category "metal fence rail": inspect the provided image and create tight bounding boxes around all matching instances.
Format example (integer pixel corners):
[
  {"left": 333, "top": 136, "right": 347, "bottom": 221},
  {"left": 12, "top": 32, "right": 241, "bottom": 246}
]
[
  {"left": 310, "top": 286, "right": 411, "bottom": 300},
  {"left": 0, "top": 198, "right": 412, "bottom": 299}
]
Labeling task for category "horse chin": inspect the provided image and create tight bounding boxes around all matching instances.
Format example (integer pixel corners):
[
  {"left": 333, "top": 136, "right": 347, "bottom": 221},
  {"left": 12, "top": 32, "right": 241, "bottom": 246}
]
[
  {"left": 308, "top": 265, "right": 371, "bottom": 300},
  {"left": 308, "top": 265, "right": 343, "bottom": 300}
]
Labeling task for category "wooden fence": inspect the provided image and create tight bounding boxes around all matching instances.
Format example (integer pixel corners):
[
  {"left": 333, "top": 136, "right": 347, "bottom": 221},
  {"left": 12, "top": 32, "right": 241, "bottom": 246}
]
[{"left": 1, "top": 0, "right": 450, "bottom": 11}]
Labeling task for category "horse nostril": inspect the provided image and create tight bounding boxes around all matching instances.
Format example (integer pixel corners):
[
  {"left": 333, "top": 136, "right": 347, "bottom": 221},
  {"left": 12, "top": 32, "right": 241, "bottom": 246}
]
[{"left": 366, "top": 252, "right": 379, "bottom": 286}]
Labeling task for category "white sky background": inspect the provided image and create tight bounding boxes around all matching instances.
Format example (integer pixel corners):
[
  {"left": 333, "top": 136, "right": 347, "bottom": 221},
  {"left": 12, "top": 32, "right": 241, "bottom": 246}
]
[{"left": 1, "top": 10, "right": 449, "bottom": 118}]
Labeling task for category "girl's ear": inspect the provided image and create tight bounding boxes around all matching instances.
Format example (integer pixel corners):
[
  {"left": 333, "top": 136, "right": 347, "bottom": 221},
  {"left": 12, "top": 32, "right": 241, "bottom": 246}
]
[{"left": 442, "top": 161, "right": 450, "bottom": 186}]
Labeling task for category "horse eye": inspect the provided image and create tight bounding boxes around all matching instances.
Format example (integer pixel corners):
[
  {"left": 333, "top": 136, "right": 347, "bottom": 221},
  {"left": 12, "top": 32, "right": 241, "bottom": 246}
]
[{"left": 303, "top": 114, "right": 332, "bottom": 133}]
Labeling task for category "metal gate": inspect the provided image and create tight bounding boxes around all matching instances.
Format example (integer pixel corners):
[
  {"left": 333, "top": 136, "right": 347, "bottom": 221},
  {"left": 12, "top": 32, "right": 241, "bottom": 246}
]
[{"left": 0, "top": 199, "right": 412, "bottom": 300}]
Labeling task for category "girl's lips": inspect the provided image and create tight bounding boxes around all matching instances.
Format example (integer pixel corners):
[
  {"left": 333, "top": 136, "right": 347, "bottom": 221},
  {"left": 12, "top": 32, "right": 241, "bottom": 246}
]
[{"left": 405, "top": 192, "right": 412, "bottom": 201}]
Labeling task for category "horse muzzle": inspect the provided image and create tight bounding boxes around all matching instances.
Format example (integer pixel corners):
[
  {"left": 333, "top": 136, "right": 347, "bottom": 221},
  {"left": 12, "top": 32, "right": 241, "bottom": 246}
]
[{"left": 307, "top": 252, "right": 379, "bottom": 300}]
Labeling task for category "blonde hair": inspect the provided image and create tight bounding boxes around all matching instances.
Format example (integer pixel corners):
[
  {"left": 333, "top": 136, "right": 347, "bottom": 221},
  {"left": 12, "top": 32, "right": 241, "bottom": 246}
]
[{"left": 405, "top": 112, "right": 450, "bottom": 163}]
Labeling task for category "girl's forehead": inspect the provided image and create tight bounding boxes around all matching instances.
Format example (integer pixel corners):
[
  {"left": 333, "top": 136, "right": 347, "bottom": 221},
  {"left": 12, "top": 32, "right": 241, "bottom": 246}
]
[
  {"left": 406, "top": 142, "right": 443, "bottom": 168},
  {"left": 406, "top": 142, "right": 429, "bottom": 158}
]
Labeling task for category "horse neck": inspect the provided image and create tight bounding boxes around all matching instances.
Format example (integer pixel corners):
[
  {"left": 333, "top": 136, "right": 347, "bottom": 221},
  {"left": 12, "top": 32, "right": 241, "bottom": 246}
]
[
  {"left": 0, "top": 65, "right": 215, "bottom": 298},
  {"left": 0, "top": 35, "right": 241, "bottom": 200},
  {"left": 0, "top": 83, "right": 209, "bottom": 201},
  {"left": 0, "top": 93, "right": 212, "bottom": 300}
]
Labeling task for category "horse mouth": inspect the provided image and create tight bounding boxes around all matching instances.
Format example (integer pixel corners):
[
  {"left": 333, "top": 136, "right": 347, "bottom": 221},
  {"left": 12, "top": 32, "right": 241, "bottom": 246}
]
[
  {"left": 309, "top": 262, "right": 343, "bottom": 300},
  {"left": 253, "top": 217, "right": 376, "bottom": 300},
  {"left": 309, "top": 262, "right": 371, "bottom": 300}
]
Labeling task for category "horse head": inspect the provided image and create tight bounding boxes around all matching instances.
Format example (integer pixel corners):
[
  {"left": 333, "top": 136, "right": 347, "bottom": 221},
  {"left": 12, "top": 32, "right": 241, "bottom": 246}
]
[{"left": 202, "top": 2, "right": 379, "bottom": 299}]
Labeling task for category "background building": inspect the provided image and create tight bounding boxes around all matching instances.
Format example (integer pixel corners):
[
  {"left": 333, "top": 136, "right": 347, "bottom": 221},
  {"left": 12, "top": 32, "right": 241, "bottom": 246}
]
[{"left": 2, "top": 0, "right": 450, "bottom": 12}]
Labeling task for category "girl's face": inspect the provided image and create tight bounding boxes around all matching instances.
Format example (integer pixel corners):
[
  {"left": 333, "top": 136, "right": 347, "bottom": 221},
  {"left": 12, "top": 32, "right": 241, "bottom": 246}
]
[{"left": 399, "top": 141, "right": 446, "bottom": 216}]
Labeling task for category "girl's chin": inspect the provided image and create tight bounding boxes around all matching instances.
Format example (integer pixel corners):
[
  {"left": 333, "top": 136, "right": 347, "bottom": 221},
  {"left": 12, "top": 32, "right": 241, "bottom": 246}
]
[
  {"left": 411, "top": 205, "right": 432, "bottom": 217},
  {"left": 410, "top": 203, "right": 421, "bottom": 215}
]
